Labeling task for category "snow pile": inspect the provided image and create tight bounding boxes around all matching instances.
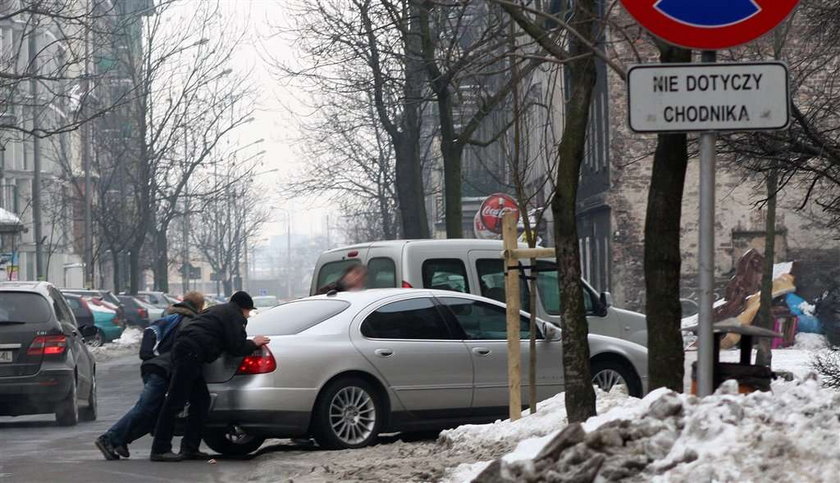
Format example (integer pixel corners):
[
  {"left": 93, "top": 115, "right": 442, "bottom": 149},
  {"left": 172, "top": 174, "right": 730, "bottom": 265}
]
[
  {"left": 89, "top": 327, "right": 143, "bottom": 361},
  {"left": 448, "top": 377, "right": 840, "bottom": 482},
  {"left": 790, "top": 333, "right": 828, "bottom": 351},
  {"left": 439, "top": 388, "right": 631, "bottom": 460}
]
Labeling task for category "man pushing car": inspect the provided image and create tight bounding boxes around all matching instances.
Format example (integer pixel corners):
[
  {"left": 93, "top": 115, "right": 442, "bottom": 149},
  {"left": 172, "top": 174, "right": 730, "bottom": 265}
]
[{"left": 150, "top": 291, "right": 270, "bottom": 462}]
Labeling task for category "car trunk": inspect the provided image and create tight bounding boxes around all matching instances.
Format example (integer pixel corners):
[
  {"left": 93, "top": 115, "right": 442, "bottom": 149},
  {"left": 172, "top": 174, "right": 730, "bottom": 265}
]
[
  {"left": 203, "top": 353, "right": 244, "bottom": 384},
  {"left": 0, "top": 322, "right": 48, "bottom": 378}
]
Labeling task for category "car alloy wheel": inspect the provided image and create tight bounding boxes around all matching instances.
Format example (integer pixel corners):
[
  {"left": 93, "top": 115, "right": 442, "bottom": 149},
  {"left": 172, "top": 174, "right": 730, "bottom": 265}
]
[
  {"left": 592, "top": 368, "right": 627, "bottom": 393},
  {"left": 86, "top": 330, "right": 104, "bottom": 348},
  {"left": 329, "top": 386, "right": 377, "bottom": 446}
]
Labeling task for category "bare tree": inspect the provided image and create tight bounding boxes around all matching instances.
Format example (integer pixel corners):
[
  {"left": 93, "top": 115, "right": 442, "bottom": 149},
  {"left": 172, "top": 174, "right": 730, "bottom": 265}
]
[{"left": 278, "top": 0, "right": 430, "bottom": 238}]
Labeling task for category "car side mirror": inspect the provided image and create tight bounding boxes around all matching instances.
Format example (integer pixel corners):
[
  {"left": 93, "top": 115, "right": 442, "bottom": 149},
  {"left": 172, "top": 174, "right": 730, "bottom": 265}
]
[
  {"left": 541, "top": 321, "right": 562, "bottom": 342},
  {"left": 80, "top": 325, "right": 98, "bottom": 338},
  {"left": 600, "top": 291, "right": 613, "bottom": 308}
]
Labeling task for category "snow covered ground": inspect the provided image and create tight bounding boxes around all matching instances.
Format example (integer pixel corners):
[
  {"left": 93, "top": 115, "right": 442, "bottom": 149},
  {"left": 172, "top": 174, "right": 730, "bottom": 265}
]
[
  {"left": 88, "top": 327, "right": 143, "bottom": 362},
  {"left": 442, "top": 335, "right": 838, "bottom": 482}
]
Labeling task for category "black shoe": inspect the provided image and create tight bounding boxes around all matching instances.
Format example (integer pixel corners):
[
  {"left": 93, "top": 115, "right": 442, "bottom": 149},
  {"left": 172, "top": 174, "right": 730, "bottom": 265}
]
[
  {"left": 150, "top": 451, "right": 183, "bottom": 462},
  {"left": 114, "top": 444, "right": 130, "bottom": 458},
  {"left": 180, "top": 450, "right": 211, "bottom": 460},
  {"left": 95, "top": 435, "right": 120, "bottom": 461}
]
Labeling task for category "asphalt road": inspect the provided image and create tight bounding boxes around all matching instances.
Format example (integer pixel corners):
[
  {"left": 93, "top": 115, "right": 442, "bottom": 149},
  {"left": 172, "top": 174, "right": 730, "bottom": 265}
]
[{"left": 0, "top": 354, "right": 278, "bottom": 482}]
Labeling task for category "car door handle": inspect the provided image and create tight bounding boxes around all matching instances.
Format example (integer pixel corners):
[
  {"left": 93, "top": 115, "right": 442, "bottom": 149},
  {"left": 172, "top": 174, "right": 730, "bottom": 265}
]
[
  {"left": 374, "top": 349, "right": 394, "bottom": 358},
  {"left": 472, "top": 347, "right": 491, "bottom": 356}
]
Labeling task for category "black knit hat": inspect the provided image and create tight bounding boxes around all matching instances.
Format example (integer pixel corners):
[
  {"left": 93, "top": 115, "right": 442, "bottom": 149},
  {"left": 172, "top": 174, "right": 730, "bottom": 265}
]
[{"left": 230, "top": 291, "right": 255, "bottom": 310}]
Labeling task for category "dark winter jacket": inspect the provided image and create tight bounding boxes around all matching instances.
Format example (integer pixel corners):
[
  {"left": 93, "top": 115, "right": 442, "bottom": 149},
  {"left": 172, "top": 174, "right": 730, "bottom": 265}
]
[
  {"left": 139, "top": 302, "right": 199, "bottom": 378},
  {"left": 174, "top": 302, "right": 257, "bottom": 363}
]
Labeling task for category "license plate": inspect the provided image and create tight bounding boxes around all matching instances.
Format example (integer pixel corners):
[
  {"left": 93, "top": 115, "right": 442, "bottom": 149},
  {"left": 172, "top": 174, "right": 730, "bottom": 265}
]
[{"left": 0, "top": 351, "right": 12, "bottom": 363}]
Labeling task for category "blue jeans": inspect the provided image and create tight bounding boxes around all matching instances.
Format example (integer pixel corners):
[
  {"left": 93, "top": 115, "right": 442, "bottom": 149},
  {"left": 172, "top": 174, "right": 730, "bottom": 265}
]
[{"left": 106, "top": 372, "right": 168, "bottom": 446}]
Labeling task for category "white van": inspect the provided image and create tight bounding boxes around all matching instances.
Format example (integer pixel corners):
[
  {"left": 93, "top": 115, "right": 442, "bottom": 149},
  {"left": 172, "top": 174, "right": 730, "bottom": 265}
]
[{"left": 311, "top": 240, "right": 647, "bottom": 346}]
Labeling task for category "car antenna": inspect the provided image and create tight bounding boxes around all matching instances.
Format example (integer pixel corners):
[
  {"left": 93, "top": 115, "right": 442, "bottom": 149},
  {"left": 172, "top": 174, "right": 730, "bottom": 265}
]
[{"left": 326, "top": 289, "right": 338, "bottom": 297}]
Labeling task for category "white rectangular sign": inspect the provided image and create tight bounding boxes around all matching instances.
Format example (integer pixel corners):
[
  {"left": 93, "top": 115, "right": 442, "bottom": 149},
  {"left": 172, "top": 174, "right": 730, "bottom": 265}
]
[{"left": 627, "top": 62, "right": 790, "bottom": 133}]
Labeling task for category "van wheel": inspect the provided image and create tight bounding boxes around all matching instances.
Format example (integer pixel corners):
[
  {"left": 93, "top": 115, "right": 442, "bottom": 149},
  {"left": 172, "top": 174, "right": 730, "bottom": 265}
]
[
  {"left": 591, "top": 360, "right": 643, "bottom": 398},
  {"left": 79, "top": 373, "right": 97, "bottom": 422},
  {"left": 55, "top": 383, "right": 79, "bottom": 426},
  {"left": 203, "top": 427, "right": 265, "bottom": 456},
  {"left": 313, "top": 377, "right": 383, "bottom": 450}
]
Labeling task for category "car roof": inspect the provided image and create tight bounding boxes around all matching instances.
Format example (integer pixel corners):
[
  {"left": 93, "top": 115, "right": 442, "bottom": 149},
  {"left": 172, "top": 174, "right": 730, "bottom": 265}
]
[
  {"left": 323, "top": 239, "right": 516, "bottom": 254},
  {"left": 0, "top": 281, "right": 54, "bottom": 297},
  {"left": 303, "top": 288, "right": 516, "bottom": 307}
]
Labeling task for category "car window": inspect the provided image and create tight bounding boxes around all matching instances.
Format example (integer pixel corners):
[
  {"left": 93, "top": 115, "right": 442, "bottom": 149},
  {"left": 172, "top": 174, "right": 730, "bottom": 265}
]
[
  {"left": 50, "top": 288, "right": 76, "bottom": 327},
  {"left": 475, "top": 258, "right": 530, "bottom": 312},
  {"left": 316, "top": 260, "right": 362, "bottom": 292},
  {"left": 247, "top": 299, "right": 350, "bottom": 336},
  {"left": 422, "top": 259, "right": 469, "bottom": 293},
  {"left": 0, "top": 292, "right": 53, "bottom": 324},
  {"left": 361, "top": 298, "right": 454, "bottom": 340},
  {"left": 536, "top": 261, "right": 595, "bottom": 316},
  {"left": 438, "top": 297, "right": 538, "bottom": 340},
  {"left": 367, "top": 257, "right": 396, "bottom": 289}
]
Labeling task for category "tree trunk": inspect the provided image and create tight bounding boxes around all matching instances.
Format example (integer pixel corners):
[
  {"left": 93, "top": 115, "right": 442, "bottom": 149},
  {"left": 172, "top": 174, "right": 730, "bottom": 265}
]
[
  {"left": 153, "top": 227, "right": 169, "bottom": 293},
  {"left": 394, "top": 2, "right": 430, "bottom": 239},
  {"left": 552, "top": 0, "right": 599, "bottom": 423},
  {"left": 129, "top": 246, "right": 142, "bottom": 295},
  {"left": 223, "top": 279, "right": 232, "bottom": 297},
  {"left": 111, "top": 250, "right": 121, "bottom": 293},
  {"left": 443, "top": 144, "right": 463, "bottom": 238},
  {"left": 644, "top": 44, "right": 692, "bottom": 392},
  {"left": 755, "top": 169, "right": 778, "bottom": 367}
]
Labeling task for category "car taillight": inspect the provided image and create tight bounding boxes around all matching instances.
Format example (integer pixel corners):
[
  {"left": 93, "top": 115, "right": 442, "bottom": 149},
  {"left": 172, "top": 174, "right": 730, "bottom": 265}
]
[
  {"left": 28, "top": 335, "right": 68, "bottom": 356},
  {"left": 236, "top": 346, "right": 276, "bottom": 375},
  {"left": 402, "top": 281, "right": 413, "bottom": 288}
]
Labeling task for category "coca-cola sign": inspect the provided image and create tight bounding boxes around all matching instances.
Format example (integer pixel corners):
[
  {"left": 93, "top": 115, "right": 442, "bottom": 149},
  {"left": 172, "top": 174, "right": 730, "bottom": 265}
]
[{"left": 478, "top": 193, "right": 519, "bottom": 234}]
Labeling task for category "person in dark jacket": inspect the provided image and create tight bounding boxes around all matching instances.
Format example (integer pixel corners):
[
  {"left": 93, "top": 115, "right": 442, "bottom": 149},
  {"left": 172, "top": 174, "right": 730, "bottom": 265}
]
[
  {"left": 150, "top": 291, "right": 270, "bottom": 462},
  {"left": 316, "top": 264, "right": 368, "bottom": 294},
  {"left": 95, "top": 292, "right": 205, "bottom": 460}
]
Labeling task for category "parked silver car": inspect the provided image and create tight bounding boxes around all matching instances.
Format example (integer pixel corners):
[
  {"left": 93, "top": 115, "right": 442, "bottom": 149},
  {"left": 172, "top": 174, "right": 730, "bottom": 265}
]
[{"left": 201, "top": 289, "right": 648, "bottom": 455}]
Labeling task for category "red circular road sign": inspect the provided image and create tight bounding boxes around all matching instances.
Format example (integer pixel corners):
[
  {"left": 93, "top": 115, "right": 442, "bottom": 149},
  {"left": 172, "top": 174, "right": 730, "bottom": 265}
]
[
  {"left": 620, "top": 0, "right": 801, "bottom": 50},
  {"left": 478, "top": 193, "right": 519, "bottom": 234}
]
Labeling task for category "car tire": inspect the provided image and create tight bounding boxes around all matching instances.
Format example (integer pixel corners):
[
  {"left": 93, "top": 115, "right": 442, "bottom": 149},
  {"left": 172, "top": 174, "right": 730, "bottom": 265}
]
[
  {"left": 312, "top": 377, "right": 383, "bottom": 450},
  {"left": 55, "top": 383, "right": 79, "bottom": 426},
  {"left": 203, "top": 427, "right": 265, "bottom": 456},
  {"left": 85, "top": 329, "right": 105, "bottom": 348},
  {"left": 79, "top": 372, "right": 97, "bottom": 422},
  {"left": 591, "top": 359, "right": 643, "bottom": 398}
]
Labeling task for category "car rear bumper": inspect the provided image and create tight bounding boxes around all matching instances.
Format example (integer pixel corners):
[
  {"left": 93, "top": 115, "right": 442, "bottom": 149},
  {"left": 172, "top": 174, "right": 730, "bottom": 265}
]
[
  {"left": 0, "top": 369, "right": 74, "bottom": 415},
  {"left": 206, "top": 378, "right": 318, "bottom": 437}
]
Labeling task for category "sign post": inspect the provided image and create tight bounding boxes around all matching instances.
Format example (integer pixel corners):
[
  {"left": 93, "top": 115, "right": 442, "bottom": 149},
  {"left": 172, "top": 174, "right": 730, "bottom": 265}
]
[{"left": 620, "top": 0, "right": 801, "bottom": 397}]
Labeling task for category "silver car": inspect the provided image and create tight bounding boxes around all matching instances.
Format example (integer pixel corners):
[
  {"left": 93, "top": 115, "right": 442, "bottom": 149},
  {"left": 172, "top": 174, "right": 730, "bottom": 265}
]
[{"left": 201, "top": 289, "right": 648, "bottom": 455}]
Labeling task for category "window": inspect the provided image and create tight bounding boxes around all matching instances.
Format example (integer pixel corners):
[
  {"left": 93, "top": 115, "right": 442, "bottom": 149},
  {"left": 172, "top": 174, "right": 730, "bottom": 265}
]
[
  {"left": 316, "top": 260, "right": 362, "bottom": 292},
  {"left": 0, "top": 292, "right": 52, "bottom": 324},
  {"left": 438, "top": 297, "right": 537, "bottom": 340},
  {"left": 422, "top": 259, "right": 469, "bottom": 293},
  {"left": 367, "top": 257, "right": 396, "bottom": 289},
  {"left": 247, "top": 299, "right": 350, "bottom": 336},
  {"left": 475, "top": 258, "right": 530, "bottom": 311},
  {"left": 535, "top": 261, "right": 595, "bottom": 315},
  {"left": 361, "top": 298, "right": 453, "bottom": 340}
]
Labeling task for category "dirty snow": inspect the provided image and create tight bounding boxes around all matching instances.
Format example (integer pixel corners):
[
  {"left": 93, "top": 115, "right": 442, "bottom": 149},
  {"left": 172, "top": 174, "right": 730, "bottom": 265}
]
[
  {"left": 447, "top": 378, "right": 840, "bottom": 482},
  {"left": 439, "top": 388, "right": 630, "bottom": 461},
  {"left": 89, "top": 327, "right": 143, "bottom": 362}
]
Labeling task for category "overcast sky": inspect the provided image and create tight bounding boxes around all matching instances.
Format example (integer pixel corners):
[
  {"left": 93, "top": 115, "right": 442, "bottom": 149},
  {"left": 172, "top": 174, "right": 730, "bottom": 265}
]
[{"left": 212, "top": 0, "right": 335, "bottom": 243}]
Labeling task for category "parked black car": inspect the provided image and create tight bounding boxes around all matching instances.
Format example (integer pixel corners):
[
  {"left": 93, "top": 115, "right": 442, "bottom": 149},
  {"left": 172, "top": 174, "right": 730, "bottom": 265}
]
[
  {"left": 0, "top": 282, "right": 98, "bottom": 426},
  {"left": 117, "top": 295, "right": 155, "bottom": 327},
  {"left": 63, "top": 289, "right": 126, "bottom": 322}
]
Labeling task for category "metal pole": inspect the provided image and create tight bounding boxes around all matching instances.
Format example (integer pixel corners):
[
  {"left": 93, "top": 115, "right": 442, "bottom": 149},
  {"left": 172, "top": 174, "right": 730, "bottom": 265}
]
[
  {"left": 286, "top": 212, "right": 291, "bottom": 298},
  {"left": 697, "top": 50, "right": 717, "bottom": 397},
  {"left": 28, "top": 24, "right": 44, "bottom": 281}
]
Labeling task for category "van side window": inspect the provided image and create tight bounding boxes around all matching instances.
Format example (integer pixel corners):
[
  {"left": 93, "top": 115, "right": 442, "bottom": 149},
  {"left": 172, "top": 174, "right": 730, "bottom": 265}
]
[
  {"left": 475, "top": 259, "right": 530, "bottom": 312},
  {"left": 316, "top": 260, "right": 362, "bottom": 291},
  {"left": 367, "top": 257, "right": 397, "bottom": 288},
  {"left": 422, "top": 259, "right": 469, "bottom": 293}
]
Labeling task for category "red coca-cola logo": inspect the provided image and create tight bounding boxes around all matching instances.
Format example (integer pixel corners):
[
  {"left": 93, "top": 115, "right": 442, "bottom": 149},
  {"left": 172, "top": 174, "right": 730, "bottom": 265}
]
[{"left": 479, "top": 193, "right": 519, "bottom": 234}]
